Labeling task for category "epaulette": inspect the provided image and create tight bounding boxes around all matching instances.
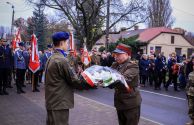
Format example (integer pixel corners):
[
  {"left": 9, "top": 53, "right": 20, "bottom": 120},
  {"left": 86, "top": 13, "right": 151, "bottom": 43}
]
[{"left": 129, "top": 60, "right": 137, "bottom": 64}]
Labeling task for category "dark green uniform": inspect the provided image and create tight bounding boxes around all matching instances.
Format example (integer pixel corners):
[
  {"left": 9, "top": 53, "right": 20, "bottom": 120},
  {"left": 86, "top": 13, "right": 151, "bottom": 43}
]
[
  {"left": 45, "top": 50, "right": 90, "bottom": 125},
  {"left": 91, "top": 54, "right": 100, "bottom": 65},
  {"left": 186, "top": 71, "right": 194, "bottom": 123},
  {"left": 67, "top": 54, "right": 79, "bottom": 73},
  {"left": 111, "top": 58, "right": 142, "bottom": 125}
]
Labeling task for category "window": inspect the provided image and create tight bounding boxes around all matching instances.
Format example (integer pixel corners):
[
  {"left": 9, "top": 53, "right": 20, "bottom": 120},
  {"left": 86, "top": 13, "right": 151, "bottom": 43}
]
[
  {"left": 175, "top": 48, "right": 182, "bottom": 56},
  {"left": 171, "top": 36, "right": 175, "bottom": 44},
  {"left": 155, "top": 46, "right": 161, "bottom": 56},
  {"left": 188, "top": 48, "right": 194, "bottom": 59}
]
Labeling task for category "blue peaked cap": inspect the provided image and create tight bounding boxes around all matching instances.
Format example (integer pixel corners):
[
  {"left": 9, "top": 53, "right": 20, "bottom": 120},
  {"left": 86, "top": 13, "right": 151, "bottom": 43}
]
[
  {"left": 47, "top": 44, "right": 52, "bottom": 48},
  {"left": 52, "top": 32, "right": 69, "bottom": 43},
  {"left": 18, "top": 42, "right": 25, "bottom": 47}
]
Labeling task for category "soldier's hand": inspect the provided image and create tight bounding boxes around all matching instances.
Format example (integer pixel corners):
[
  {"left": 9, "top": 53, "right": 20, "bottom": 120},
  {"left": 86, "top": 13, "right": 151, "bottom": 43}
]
[{"left": 97, "top": 80, "right": 104, "bottom": 87}]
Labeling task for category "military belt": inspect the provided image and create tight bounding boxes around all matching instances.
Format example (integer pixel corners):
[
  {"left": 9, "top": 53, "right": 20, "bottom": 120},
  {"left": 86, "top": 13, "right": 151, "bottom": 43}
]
[{"left": 115, "top": 87, "right": 139, "bottom": 94}]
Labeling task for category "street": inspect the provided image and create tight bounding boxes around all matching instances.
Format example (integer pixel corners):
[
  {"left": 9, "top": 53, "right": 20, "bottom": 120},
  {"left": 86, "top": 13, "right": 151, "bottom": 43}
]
[{"left": 76, "top": 86, "right": 190, "bottom": 125}]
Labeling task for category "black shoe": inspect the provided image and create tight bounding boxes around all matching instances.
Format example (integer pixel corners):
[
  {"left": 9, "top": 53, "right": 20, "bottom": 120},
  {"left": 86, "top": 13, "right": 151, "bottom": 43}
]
[
  {"left": 165, "top": 87, "right": 168, "bottom": 91},
  {"left": 20, "top": 90, "right": 26, "bottom": 93},
  {"left": 22, "top": 85, "right": 26, "bottom": 87},
  {"left": 0, "top": 91, "right": 4, "bottom": 95},
  {"left": 33, "top": 89, "right": 40, "bottom": 92},
  {"left": 3, "top": 91, "right": 9, "bottom": 95},
  {"left": 7, "top": 85, "right": 13, "bottom": 88},
  {"left": 174, "top": 89, "right": 180, "bottom": 92},
  {"left": 37, "top": 84, "right": 40, "bottom": 87},
  {"left": 17, "top": 90, "right": 21, "bottom": 94}
]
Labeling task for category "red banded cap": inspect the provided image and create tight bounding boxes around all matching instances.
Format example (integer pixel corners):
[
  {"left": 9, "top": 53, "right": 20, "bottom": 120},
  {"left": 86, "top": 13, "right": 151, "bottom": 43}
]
[{"left": 113, "top": 43, "right": 131, "bottom": 56}]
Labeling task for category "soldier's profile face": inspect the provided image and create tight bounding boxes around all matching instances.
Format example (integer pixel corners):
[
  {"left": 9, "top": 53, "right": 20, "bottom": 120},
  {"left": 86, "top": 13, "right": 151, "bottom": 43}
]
[
  {"left": 61, "top": 40, "right": 68, "bottom": 51},
  {"left": 114, "top": 53, "right": 128, "bottom": 64}
]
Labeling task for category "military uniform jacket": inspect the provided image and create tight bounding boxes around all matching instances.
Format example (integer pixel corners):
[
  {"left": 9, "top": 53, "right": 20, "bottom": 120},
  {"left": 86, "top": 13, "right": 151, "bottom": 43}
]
[
  {"left": 91, "top": 54, "right": 100, "bottom": 65},
  {"left": 14, "top": 49, "right": 27, "bottom": 69},
  {"left": 111, "top": 58, "right": 142, "bottom": 110},
  {"left": 187, "top": 71, "right": 194, "bottom": 96},
  {"left": 67, "top": 54, "right": 78, "bottom": 72},
  {"left": 45, "top": 50, "right": 87, "bottom": 110}
]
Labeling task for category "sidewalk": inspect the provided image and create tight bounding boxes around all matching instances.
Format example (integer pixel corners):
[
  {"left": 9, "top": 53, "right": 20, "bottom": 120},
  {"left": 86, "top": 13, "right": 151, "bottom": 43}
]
[{"left": 0, "top": 85, "right": 159, "bottom": 125}]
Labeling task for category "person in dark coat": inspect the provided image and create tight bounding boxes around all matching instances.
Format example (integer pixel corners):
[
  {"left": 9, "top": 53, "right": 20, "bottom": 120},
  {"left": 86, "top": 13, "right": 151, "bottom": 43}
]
[
  {"left": 186, "top": 56, "right": 194, "bottom": 79},
  {"left": 161, "top": 52, "right": 167, "bottom": 86},
  {"left": 100, "top": 51, "right": 108, "bottom": 66},
  {"left": 107, "top": 52, "right": 115, "bottom": 67},
  {"left": 0, "top": 39, "right": 10, "bottom": 95},
  {"left": 148, "top": 54, "right": 157, "bottom": 87},
  {"left": 139, "top": 54, "right": 149, "bottom": 87},
  {"left": 155, "top": 54, "right": 165, "bottom": 90}
]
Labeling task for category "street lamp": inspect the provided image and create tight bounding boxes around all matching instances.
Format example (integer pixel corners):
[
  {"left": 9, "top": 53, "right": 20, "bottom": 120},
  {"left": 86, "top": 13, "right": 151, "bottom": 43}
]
[
  {"left": 6, "top": 1, "right": 15, "bottom": 36},
  {"left": 106, "top": 0, "right": 110, "bottom": 51}
]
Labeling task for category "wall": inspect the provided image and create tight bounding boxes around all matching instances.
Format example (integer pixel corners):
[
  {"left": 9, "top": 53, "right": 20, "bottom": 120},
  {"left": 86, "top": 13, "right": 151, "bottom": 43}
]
[{"left": 147, "top": 33, "right": 193, "bottom": 58}]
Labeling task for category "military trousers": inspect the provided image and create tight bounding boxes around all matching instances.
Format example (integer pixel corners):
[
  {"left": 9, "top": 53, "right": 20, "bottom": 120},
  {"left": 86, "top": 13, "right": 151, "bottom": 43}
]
[
  {"left": 16, "top": 69, "right": 26, "bottom": 91},
  {"left": 117, "top": 106, "right": 141, "bottom": 125},
  {"left": 46, "top": 109, "right": 69, "bottom": 125},
  {"left": 0, "top": 68, "right": 8, "bottom": 92},
  {"left": 187, "top": 95, "right": 194, "bottom": 120}
]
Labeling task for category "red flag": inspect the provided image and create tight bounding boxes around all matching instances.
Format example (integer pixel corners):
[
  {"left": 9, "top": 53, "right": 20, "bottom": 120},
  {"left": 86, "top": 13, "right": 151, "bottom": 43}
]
[
  {"left": 69, "top": 32, "right": 77, "bottom": 57},
  {"left": 69, "top": 32, "right": 74, "bottom": 51},
  {"left": 29, "top": 34, "right": 40, "bottom": 73},
  {"left": 12, "top": 28, "right": 21, "bottom": 51},
  {"left": 81, "top": 44, "right": 91, "bottom": 66}
]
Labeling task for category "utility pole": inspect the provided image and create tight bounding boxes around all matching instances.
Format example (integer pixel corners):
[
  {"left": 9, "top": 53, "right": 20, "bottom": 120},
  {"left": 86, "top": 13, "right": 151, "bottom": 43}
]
[
  {"left": 6, "top": 2, "right": 15, "bottom": 36},
  {"left": 106, "top": 0, "right": 110, "bottom": 51}
]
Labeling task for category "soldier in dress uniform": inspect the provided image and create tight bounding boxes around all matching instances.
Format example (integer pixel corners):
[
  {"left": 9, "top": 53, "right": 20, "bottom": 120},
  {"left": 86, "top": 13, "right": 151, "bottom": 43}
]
[
  {"left": 67, "top": 49, "right": 79, "bottom": 72},
  {"left": 91, "top": 48, "right": 100, "bottom": 65},
  {"left": 0, "top": 38, "right": 9, "bottom": 95},
  {"left": 108, "top": 43, "right": 142, "bottom": 125},
  {"left": 5, "top": 43, "right": 14, "bottom": 88},
  {"left": 45, "top": 32, "right": 92, "bottom": 125},
  {"left": 186, "top": 63, "right": 194, "bottom": 125},
  {"left": 42, "top": 44, "right": 53, "bottom": 70},
  {"left": 14, "top": 42, "right": 27, "bottom": 94}
]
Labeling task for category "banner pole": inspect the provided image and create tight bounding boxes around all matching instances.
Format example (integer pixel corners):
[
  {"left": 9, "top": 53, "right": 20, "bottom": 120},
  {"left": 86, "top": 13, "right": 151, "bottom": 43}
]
[{"left": 32, "top": 73, "right": 34, "bottom": 91}]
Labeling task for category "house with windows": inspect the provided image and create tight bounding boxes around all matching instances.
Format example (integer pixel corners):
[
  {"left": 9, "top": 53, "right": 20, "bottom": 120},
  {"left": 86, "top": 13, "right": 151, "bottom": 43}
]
[{"left": 95, "top": 27, "right": 194, "bottom": 58}]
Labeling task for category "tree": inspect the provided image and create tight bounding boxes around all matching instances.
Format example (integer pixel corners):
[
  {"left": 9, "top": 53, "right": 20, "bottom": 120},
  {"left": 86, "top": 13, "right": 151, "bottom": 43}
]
[
  {"left": 98, "top": 46, "right": 106, "bottom": 52},
  {"left": 147, "top": 0, "right": 174, "bottom": 27},
  {"left": 113, "top": 35, "right": 139, "bottom": 58},
  {"left": 27, "top": 0, "right": 147, "bottom": 50},
  {"left": 27, "top": 3, "right": 48, "bottom": 50},
  {"left": 13, "top": 17, "right": 28, "bottom": 41}
]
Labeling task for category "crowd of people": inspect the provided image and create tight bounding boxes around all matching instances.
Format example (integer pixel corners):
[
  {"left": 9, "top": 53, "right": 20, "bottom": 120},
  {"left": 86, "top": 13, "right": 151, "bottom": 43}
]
[
  {"left": 0, "top": 38, "right": 53, "bottom": 95},
  {"left": 1, "top": 31, "right": 194, "bottom": 125},
  {"left": 0, "top": 36, "right": 194, "bottom": 95},
  {"left": 138, "top": 52, "right": 194, "bottom": 91}
]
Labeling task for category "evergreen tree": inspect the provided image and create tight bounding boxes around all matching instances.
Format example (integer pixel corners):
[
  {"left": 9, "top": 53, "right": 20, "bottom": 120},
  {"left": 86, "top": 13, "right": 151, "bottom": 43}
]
[{"left": 28, "top": 3, "right": 48, "bottom": 50}]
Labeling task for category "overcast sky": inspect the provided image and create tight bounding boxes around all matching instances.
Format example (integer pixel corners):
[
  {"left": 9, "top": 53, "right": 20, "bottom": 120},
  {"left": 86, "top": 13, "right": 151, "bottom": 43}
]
[{"left": 0, "top": 0, "right": 194, "bottom": 32}]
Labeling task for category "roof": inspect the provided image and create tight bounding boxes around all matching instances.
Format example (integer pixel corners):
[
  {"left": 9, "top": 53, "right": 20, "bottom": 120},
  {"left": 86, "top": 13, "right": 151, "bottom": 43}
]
[
  {"left": 96, "top": 27, "right": 189, "bottom": 45},
  {"left": 137, "top": 27, "right": 182, "bottom": 42},
  {"left": 96, "top": 29, "right": 145, "bottom": 44}
]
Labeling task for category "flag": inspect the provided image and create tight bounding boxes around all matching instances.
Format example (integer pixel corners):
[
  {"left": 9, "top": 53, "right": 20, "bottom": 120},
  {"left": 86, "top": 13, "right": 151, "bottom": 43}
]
[
  {"left": 12, "top": 28, "right": 21, "bottom": 51},
  {"left": 81, "top": 44, "right": 91, "bottom": 66},
  {"left": 69, "top": 32, "right": 77, "bottom": 57},
  {"left": 29, "top": 34, "right": 40, "bottom": 73},
  {"left": 69, "top": 32, "right": 74, "bottom": 51}
]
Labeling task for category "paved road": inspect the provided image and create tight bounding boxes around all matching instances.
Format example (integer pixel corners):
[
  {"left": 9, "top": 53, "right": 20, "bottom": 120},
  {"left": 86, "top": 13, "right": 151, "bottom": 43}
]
[
  {"left": 75, "top": 86, "right": 190, "bottom": 125},
  {"left": 0, "top": 85, "right": 158, "bottom": 125}
]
